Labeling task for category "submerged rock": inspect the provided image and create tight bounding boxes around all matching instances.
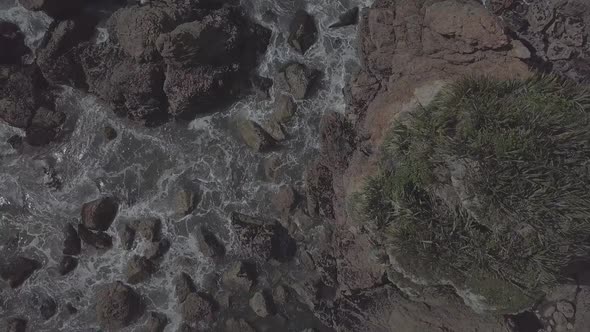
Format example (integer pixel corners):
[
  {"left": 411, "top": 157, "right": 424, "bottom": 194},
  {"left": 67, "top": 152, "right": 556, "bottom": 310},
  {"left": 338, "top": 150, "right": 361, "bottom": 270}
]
[
  {"left": 62, "top": 223, "right": 81, "bottom": 256},
  {"left": 249, "top": 291, "right": 274, "bottom": 317},
  {"left": 0, "top": 256, "right": 41, "bottom": 288},
  {"left": 38, "top": 295, "right": 57, "bottom": 320},
  {"left": 0, "top": 22, "right": 29, "bottom": 65},
  {"left": 58, "top": 256, "right": 78, "bottom": 276},
  {"left": 181, "top": 292, "right": 216, "bottom": 323},
  {"left": 176, "top": 190, "right": 197, "bottom": 216},
  {"left": 280, "top": 63, "right": 320, "bottom": 100},
  {"left": 81, "top": 197, "right": 119, "bottom": 231},
  {"left": 6, "top": 318, "right": 27, "bottom": 332},
  {"left": 288, "top": 10, "right": 318, "bottom": 54},
  {"left": 144, "top": 238, "right": 171, "bottom": 260},
  {"left": 78, "top": 224, "right": 113, "bottom": 250},
  {"left": 120, "top": 224, "right": 136, "bottom": 250},
  {"left": 174, "top": 272, "right": 196, "bottom": 303},
  {"left": 134, "top": 218, "right": 161, "bottom": 242},
  {"left": 96, "top": 281, "right": 143, "bottom": 330},
  {"left": 18, "top": 0, "right": 87, "bottom": 19},
  {"left": 235, "top": 118, "right": 277, "bottom": 152},
  {"left": 104, "top": 126, "right": 117, "bottom": 141},
  {"left": 144, "top": 311, "right": 168, "bottom": 332},
  {"left": 224, "top": 318, "right": 255, "bottom": 332},
  {"left": 221, "top": 261, "right": 257, "bottom": 292},
  {"left": 126, "top": 255, "right": 156, "bottom": 284},
  {"left": 196, "top": 226, "right": 225, "bottom": 258},
  {"left": 329, "top": 7, "right": 359, "bottom": 29}
]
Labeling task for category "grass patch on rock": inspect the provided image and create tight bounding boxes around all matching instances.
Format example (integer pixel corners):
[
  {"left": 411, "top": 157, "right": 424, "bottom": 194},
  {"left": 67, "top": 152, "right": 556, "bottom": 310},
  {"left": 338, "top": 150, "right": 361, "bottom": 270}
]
[{"left": 358, "top": 75, "right": 590, "bottom": 312}]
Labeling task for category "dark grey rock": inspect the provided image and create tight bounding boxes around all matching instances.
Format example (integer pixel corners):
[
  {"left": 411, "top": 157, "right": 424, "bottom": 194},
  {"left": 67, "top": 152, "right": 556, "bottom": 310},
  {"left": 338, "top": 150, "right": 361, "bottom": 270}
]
[
  {"left": 329, "top": 7, "right": 359, "bottom": 29},
  {"left": 144, "top": 311, "right": 168, "bottom": 332},
  {"left": 126, "top": 255, "right": 156, "bottom": 284},
  {"left": 174, "top": 272, "right": 196, "bottom": 303},
  {"left": 0, "top": 256, "right": 41, "bottom": 288},
  {"left": 81, "top": 197, "right": 118, "bottom": 231},
  {"left": 63, "top": 223, "right": 81, "bottom": 256},
  {"left": 288, "top": 10, "right": 318, "bottom": 54},
  {"left": 78, "top": 224, "right": 113, "bottom": 250},
  {"left": 6, "top": 318, "right": 26, "bottom": 332},
  {"left": 0, "top": 22, "right": 29, "bottom": 65},
  {"left": 58, "top": 256, "right": 78, "bottom": 275}
]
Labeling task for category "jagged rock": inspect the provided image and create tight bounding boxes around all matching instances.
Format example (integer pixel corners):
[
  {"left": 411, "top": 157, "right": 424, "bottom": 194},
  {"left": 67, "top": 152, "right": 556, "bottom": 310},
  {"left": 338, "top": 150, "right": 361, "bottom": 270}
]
[
  {"left": 104, "top": 126, "right": 117, "bottom": 140},
  {"left": 126, "top": 255, "right": 156, "bottom": 284},
  {"left": 37, "top": 18, "right": 96, "bottom": 87},
  {"left": 6, "top": 318, "right": 26, "bottom": 332},
  {"left": 174, "top": 272, "right": 196, "bottom": 303},
  {"left": 62, "top": 223, "right": 81, "bottom": 256},
  {"left": 134, "top": 218, "right": 161, "bottom": 242},
  {"left": 38, "top": 295, "right": 57, "bottom": 320},
  {"left": 120, "top": 224, "right": 136, "bottom": 250},
  {"left": 108, "top": 5, "right": 174, "bottom": 62},
  {"left": 81, "top": 197, "right": 118, "bottom": 231},
  {"left": 196, "top": 227, "right": 225, "bottom": 258},
  {"left": 58, "top": 256, "right": 78, "bottom": 275},
  {"left": 329, "top": 7, "right": 359, "bottom": 29},
  {"left": 78, "top": 224, "right": 113, "bottom": 250},
  {"left": 0, "top": 256, "right": 41, "bottom": 288},
  {"left": 181, "top": 292, "right": 215, "bottom": 323},
  {"left": 144, "top": 311, "right": 168, "bottom": 332},
  {"left": 221, "top": 261, "right": 257, "bottom": 292},
  {"left": 0, "top": 65, "right": 48, "bottom": 129},
  {"left": 231, "top": 212, "right": 297, "bottom": 262},
  {"left": 288, "top": 10, "right": 318, "bottom": 54},
  {"left": 176, "top": 190, "right": 196, "bottom": 215},
  {"left": 235, "top": 117, "right": 277, "bottom": 152},
  {"left": 272, "top": 185, "right": 297, "bottom": 216},
  {"left": 0, "top": 22, "right": 29, "bottom": 64},
  {"left": 96, "top": 281, "right": 143, "bottom": 330},
  {"left": 18, "top": 0, "right": 87, "bottom": 19},
  {"left": 280, "top": 63, "right": 320, "bottom": 100},
  {"left": 249, "top": 291, "right": 274, "bottom": 317},
  {"left": 144, "top": 238, "right": 171, "bottom": 260},
  {"left": 224, "top": 318, "right": 255, "bottom": 332}
]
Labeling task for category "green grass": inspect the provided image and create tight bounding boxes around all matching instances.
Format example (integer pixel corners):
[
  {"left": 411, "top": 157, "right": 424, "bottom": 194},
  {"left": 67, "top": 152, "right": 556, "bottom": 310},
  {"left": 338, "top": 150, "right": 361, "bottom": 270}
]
[{"left": 358, "top": 75, "right": 590, "bottom": 312}]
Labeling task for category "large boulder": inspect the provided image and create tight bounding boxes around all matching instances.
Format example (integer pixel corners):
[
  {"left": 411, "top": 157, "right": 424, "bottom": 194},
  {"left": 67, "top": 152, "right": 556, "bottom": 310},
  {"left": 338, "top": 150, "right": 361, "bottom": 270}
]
[
  {"left": 288, "top": 10, "right": 318, "bottom": 54},
  {"left": 81, "top": 197, "right": 119, "bottom": 231},
  {"left": 0, "top": 22, "right": 29, "bottom": 65},
  {"left": 37, "top": 18, "right": 96, "bottom": 88},
  {"left": 0, "top": 256, "right": 41, "bottom": 288},
  {"left": 18, "top": 0, "right": 87, "bottom": 19},
  {"left": 95, "top": 281, "right": 143, "bottom": 330}
]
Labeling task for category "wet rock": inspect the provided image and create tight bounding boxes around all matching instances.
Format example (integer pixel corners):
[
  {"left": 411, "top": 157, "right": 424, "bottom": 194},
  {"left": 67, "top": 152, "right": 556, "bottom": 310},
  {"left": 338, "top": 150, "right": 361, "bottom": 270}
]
[
  {"left": 25, "top": 126, "right": 58, "bottom": 146},
  {"left": 144, "top": 238, "right": 171, "bottom": 260},
  {"left": 7, "top": 135, "right": 23, "bottom": 150},
  {"left": 120, "top": 224, "right": 136, "bottom": 250},
  {"left": 249, "top": 291, "right": 274, "bottom": 317},
  {"left": 144, "top": 311, "right": 168, "bottom": 332},
  {"left": 251, "top": 75, "right": 273, "bottom": 100},
  {"left": 181, "top": 292, "right": 215, "bottom": 323},
  {"left": 6, "top": 318, "right": 26, "bottom": 332},
  {"left": 196, "top": 227, "right": 225, "bottom": 258},
  {"left": 0, "top": 65, "right": 48, "bottom": 129},
  {"left": 0, "top": 256, "right": 41, "bottom": 288},
  {"left": 329, "top": 7, "right": 359, "bottom": 29},
  {"left": 109, "top": 6, "right": 174, "bottom": 62},
  {"left": 272, "top": 94, "right": 297, "bottom": 124},
  {"left": 261, "top": 119, "right": 286, "bottom": 141},
  {"left": 58, "top": 256, "right": 78, "bottom": 275},
  {"left": 231, "top": 212, "right": 297, "bottom": 262},
  {"left": 18, "top": 0, "right": 86, "bottom": 19},
  {"left": 235, "top": 117, "right": 277, "bottom": 152},
  {"left": 126, "top": 255, "right": 156, "bottom": 284},
  {"left": 557, "top": 301, "right": 575, "bottom": 319},
  {"left": 174, "top": 272, "right": 196, "bottom": 303},
  {"left": 37, "top": 18, "right": 96, "bottom": 88},
  {"left": 78, "top": 224, "right": 113, "bottom": 250},
  {"left": 62, "top": 223, "right": 81, "bottom": 256},
  {"left": 320, "top": 111, "right": 356, "bottom": 171},
  {"left": 81, "top": 197, "right": 118, "bottom": 231},
  {"left": 221, "top": 261, "right": 257, "bottom": 292},
  {"left": 272, "top": 185, "right": 297, "bottom": 216},
  {"left": 280, "top": 63, "right": 320, "bottom": 100},
  {"left": 135, "top": 218, "right": 161, "bottom": 242},
  {"left": 65, "top": 303, "right": 77, "bottom": 315},
  {"left": 39, "top": 295, "right": 57, "bottom": 320},
  {"left": 25, "top": 106, "right": 66, "bottom": 146},
  {"left": 0, "top": 22, "right": 29, "bottom": 64},
  {"left": 288, "top": 10, "right": 318, "bottom": 54},
  {"left": 224, "top": 318, "right": 255, "bottom": 332},
  {"left": 176, "top": 190, "right": 196, "bottom": 215},
  {"left": 104, "top": 126, "right": 117, "bottom": 141},
  {"left": 96, "top": 281, "right": 143, "bottom": 330}
]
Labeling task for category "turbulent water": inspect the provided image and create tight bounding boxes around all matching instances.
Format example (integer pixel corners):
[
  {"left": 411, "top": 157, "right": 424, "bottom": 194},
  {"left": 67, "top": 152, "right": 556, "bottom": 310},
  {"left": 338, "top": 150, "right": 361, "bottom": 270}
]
[{"left": 0, "top": 0, "right": 372, "bottom": 330}]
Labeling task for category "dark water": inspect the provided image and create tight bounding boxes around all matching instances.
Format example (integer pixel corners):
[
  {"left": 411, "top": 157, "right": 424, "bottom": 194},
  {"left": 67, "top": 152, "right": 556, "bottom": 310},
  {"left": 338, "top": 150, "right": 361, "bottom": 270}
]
[{"left": 0, "top": 0, "right": 372, "bottom": 330}]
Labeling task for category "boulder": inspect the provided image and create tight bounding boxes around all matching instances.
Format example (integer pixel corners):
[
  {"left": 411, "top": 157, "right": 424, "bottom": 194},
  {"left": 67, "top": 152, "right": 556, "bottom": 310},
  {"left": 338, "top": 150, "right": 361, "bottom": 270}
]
[
  {"left": 329, "top": 7, "right": 359, "bottom": 29},
  {"left": 126, "top": 255, "right": 156, "bottom": 284},
  {"left": 0, "top": 65, "right": 48, "bottom": 129},
  {"left": 196, "top": 226, "right": 225, "bottom": 258},
  {"left": 221, "top": 261, "right": 257, "bottom": 292},
  {"left": 104, "top": 126, "right": 117, "bottom": 140},
  {"left": 249, "top": 291, "right": 274, "bottom": 317},
  {"left": 18, "top": 0, "right": 87, "bottom": 19},
  {"left": 95, "top": 281, "right": 143, "bottom": 330},
  {"left": 174, "top": 272, "right": 196, "bottom": 303},
  {"left": 181, "top": 292, "right": 215, "bottom": 323},
  {"left": 261, "top": 119, "right": 286, "bottom": 141},
  {"left": 231, "top": 212, "right": 297, "bottom": 262},
  {"left": 0, "top": 256, "right": 41, "bottom": 288},
  {"left": 144, "top": 311, "right": 168, "bottom": 332},
  {"left": 280, "top": 63, "right": 320, "bottom": 100},
  {"left": 288, "top": 10, "right": 318, "bottom": 54},
  {"left": 58, "top": 256, "right": 78, "bottom": 275},
  {"left": 37, "top": 18, "right": 96, "bottom": 88},
  {"left": 81, "top": 197, "right": 119, "bottom": 231},
  {"left": 6, "top": 318, "right": 26, "bottom": 332},
  {"left": 120, "top": 224, "right": 136, "bottom": 250},
  {"left": 62, "top": 223, "right": 81, "bottom": 256},
  {"left": 235, "top": 117, "right": 277, "bottom": 152},
  {"left": 78, "top": 224, "right": 113, "bottom": 250},
  {"left": 144, "top": 238, "right": 171, "bottom": 260},
  {"left": 0, "top": 22, "right": 29, "bottom": 64}
]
